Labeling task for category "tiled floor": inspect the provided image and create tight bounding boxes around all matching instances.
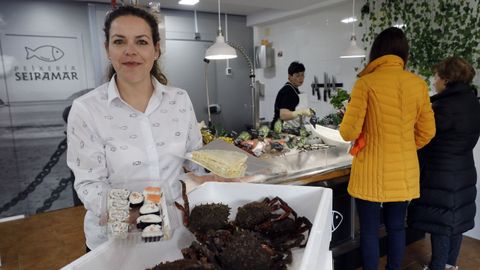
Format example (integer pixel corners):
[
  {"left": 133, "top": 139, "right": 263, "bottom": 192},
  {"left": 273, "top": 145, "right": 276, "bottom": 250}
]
[{"left": 0, "top": 206, "right": 479, "bottom": 270}]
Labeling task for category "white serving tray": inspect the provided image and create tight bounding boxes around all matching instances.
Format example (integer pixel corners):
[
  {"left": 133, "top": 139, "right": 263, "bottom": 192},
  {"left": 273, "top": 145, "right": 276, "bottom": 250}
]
[
  {"left": 307, "top": 124, "right": 350, "bottom": 151},
  {"left": 62, "top": 182, "right": 333, "bottom": 270}
]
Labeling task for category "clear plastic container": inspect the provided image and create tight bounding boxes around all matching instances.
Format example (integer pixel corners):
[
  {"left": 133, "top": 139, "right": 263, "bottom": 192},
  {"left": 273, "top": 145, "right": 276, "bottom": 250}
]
[{"left": 104, "top": 180, "right": 180, "bottom": 245}]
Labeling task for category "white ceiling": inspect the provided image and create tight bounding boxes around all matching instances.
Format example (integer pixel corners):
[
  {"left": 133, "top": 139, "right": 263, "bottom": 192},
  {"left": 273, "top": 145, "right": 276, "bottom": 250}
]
[{"left": 73, "top": 0, "right": 336, "bottom": 16}]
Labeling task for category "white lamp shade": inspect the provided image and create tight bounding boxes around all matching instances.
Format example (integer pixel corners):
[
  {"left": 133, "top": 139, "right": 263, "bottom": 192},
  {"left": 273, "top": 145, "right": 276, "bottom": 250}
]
[
  {"left": 178, "top": 0, "right": 199, "bottom": 5},
  {"left": 340, "top": 35, "right": 366, "bottom": 59},
  {"left": 205, "top": 35, "right": 237, "bottom": 60}
]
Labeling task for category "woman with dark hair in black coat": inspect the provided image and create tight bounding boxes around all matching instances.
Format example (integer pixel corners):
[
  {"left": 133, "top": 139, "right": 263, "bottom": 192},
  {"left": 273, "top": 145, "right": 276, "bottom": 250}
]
[{"left": 409, "top": 57, "right": 480, "bottom": 270}]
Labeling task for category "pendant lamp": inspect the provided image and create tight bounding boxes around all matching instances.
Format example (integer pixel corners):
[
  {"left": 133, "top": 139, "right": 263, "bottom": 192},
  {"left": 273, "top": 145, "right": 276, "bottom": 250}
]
[
  {"left": 178, "top": 0, "right": 199, "bottom": 5},
  {"left": 205, "top": 0, "right": 237, "bottom": 60},
  {"left": 340, "top": 0, "right": 366, "bottom": 59}
]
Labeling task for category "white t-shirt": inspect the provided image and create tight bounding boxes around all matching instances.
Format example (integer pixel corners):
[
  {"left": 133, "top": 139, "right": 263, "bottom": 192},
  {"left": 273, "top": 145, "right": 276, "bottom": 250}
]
[{"left": 66, "top": 76, "right": 203, "bottom": 250}]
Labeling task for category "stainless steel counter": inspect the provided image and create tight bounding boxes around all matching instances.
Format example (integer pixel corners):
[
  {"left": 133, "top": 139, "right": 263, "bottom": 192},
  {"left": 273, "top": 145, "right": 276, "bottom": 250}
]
[
  {"left": 200, "top": 139, "right": 352, "bottom": 185},
  {"left": 246, "top": 145, "right": 353, "bottom": 185}
]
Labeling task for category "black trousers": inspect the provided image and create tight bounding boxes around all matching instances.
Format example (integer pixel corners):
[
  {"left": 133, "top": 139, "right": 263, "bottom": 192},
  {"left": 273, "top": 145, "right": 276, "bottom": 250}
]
[
  {"left": 429, "top": 233, "right": 462, "bottom": 270},
  {"left": 355, "top": 198, "right": 408, "bottom": 270}
]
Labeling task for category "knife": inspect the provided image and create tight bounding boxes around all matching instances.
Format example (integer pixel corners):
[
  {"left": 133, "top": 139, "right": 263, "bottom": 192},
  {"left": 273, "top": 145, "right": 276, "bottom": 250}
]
[
  {"left": 309, "top": 108, "right": 318, "bottom": 128},
  {"left": 313, "top": 75, "right": 321, "bottom": 100}
]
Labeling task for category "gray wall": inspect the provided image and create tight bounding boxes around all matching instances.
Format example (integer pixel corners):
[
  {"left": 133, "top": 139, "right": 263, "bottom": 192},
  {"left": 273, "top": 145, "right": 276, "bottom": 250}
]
[{"left": 161, "top": 8, "right": 255, "bottom": 132}]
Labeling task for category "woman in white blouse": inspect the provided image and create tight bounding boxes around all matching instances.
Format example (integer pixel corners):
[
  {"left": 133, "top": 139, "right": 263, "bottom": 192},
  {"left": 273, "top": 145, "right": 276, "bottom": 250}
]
[{"left": 66, "top": 5, "right": 203, "bottom": 251}]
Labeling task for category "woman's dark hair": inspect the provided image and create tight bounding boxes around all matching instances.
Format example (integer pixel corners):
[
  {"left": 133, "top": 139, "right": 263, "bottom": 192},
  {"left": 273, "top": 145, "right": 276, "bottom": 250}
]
[
  {"left": 288, "top": 61, "right": 305, "bottom": 75},
  {"left": 103, "top": 5, "right": 167, "bottom": 85},
  {"left": 369, "top": 27, "right": 409, "bottom": 66},
  {"left": 434, "top": 56, "right": 476, "bottom": 85}
]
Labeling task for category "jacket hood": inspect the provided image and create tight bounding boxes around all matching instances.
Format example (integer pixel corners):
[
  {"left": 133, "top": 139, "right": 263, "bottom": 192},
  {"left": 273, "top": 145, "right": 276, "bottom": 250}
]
[{"left": 358, "top": 55, "right": 405, "bottom": 77}]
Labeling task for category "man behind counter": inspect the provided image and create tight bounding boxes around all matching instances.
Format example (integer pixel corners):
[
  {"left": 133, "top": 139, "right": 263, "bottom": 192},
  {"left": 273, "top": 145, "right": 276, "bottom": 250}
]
[{"left": 271, "top": 61, "right": 312, "bottom": 129}]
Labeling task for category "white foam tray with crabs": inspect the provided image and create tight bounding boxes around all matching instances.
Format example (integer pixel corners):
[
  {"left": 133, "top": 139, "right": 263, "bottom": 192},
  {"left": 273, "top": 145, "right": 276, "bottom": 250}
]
[{"left": 62, "top": 182, "right": 333, "bottom": 270}]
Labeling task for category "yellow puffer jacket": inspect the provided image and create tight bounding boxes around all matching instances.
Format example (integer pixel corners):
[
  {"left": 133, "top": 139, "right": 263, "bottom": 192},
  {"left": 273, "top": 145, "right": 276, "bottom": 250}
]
[{"left": 339, "top": 55, "right": 435, "bottom": 202}]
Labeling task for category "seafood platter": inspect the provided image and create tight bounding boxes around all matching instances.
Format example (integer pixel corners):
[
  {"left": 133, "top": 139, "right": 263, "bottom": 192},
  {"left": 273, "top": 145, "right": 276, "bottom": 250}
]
[{"left": 62, "top": 182, "right": 333, "bottom": 270}]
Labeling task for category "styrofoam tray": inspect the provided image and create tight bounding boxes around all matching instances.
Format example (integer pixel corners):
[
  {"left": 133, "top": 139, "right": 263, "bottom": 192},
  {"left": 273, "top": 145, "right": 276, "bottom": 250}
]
[
  {"left": 62, "top": 182, "right": 333, "bottom": 270},
  {"left": 307, "top": 124, "right": 350, "bottom": 151}
]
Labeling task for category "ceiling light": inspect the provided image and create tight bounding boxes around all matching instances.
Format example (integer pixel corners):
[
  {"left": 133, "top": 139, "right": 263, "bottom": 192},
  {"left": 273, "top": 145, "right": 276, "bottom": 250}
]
[
  {"left": 205, "top": 0, "right": 237, "bottom": 60},
  {"left": 340, "top": 0, "right": 366, "bottom": 59},
  {"left": 179, "top": 0, "right": 199, "bottom": 5},
  {"left": 393, "top": 23, "right": 406, "bottom": 28},
  {"left": 340, "top": 34, "right": 366, "bottom": 58},
  {"left": 341, "top": 17, "right": 357, "bottom": 24},
  {"left": 205, "top": 34, "right": 237, "bottom": 59}
]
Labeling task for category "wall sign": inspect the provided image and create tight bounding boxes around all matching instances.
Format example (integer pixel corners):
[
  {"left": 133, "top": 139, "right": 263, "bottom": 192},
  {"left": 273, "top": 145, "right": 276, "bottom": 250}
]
[{"left": 0, "top": 33, "right": 87, "bottom": 102}]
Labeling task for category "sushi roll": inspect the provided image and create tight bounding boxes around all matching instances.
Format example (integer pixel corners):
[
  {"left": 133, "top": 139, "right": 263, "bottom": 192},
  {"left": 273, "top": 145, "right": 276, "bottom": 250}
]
[
  {"left": 136, "top": 214, "right": 162, "bottom": 229},
  {"left": 139, "top": 203, "right": 161, "bottom": 216},
  {"left": 129, "top": 191, "right": 144, "bottom": 208},
  {"left": 108, "top": 209, "right": 129, "bottom": 222},
  {"left": 108, "top": 198, "right": 129, "bottom": 210},
  {"left": 108, "top": 222, "right": 129, "bottom": 239},
  {"left": 143, "top": 186, "right": 162, "bottom": 204},
  {"left": 109, "top": 188, "right": 130, "bottom": 200},
  {"left": 142, "top": 224, "right": 163, "bottom": 242},
  {"left": 144, "top": 194, "right": 161, "bottom": 204},
  {"left": 143, "top": 186, "right": 161, "bottom": 196}
]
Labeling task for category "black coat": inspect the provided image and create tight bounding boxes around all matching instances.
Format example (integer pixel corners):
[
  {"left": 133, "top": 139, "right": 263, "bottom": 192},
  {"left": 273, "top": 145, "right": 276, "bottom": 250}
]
[{"left": 409, "top": 83, "right": 480, "bottom": 235}]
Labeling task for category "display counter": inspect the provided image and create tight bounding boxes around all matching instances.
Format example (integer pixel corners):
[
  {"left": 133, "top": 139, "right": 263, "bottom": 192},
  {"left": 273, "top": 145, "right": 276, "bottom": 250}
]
[
  {"left": 204, "top": 141, "right": 354, "bottom": 187},
  {"left": 261, "top": 145, "right": 352, "bottom": 185}
]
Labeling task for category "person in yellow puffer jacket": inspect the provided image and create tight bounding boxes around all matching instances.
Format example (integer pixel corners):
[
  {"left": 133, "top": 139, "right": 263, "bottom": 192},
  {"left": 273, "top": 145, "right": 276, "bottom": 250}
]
[{"left": 339, "top": 27, "right": 436, "bottom": 270}]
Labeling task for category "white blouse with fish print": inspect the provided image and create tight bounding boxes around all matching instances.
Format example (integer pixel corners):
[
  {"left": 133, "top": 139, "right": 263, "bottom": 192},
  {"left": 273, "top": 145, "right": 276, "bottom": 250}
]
[{"left": 67, "top": 76, "right": 203, "bottom": 250}]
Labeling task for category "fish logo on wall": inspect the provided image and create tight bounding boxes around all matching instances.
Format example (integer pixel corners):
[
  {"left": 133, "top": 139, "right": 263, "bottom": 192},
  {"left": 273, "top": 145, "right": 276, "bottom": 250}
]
[
  {"left": 332, "top": 210, "right": 344, "bottom": 232},
  {"left": 25, "top": 45, "right": 64, "bottom": 62}
]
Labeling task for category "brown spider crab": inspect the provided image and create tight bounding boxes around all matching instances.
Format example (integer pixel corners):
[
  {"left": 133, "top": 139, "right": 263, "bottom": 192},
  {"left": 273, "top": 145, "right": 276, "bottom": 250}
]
[
  {"left": 175, "top": 180, "right": 231, "bottom": 241},
  {"left": 181, "top": 229, "right": 283, "bottom": 270},
  {"left": 170, "top": 180, "right": 313, "bottom": 270},
  {"left": 147, "top": 258, "right": 215, "bottom": 270},
  {"left": 235, "top": 197, "right": 313, "bottom": 251}
]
